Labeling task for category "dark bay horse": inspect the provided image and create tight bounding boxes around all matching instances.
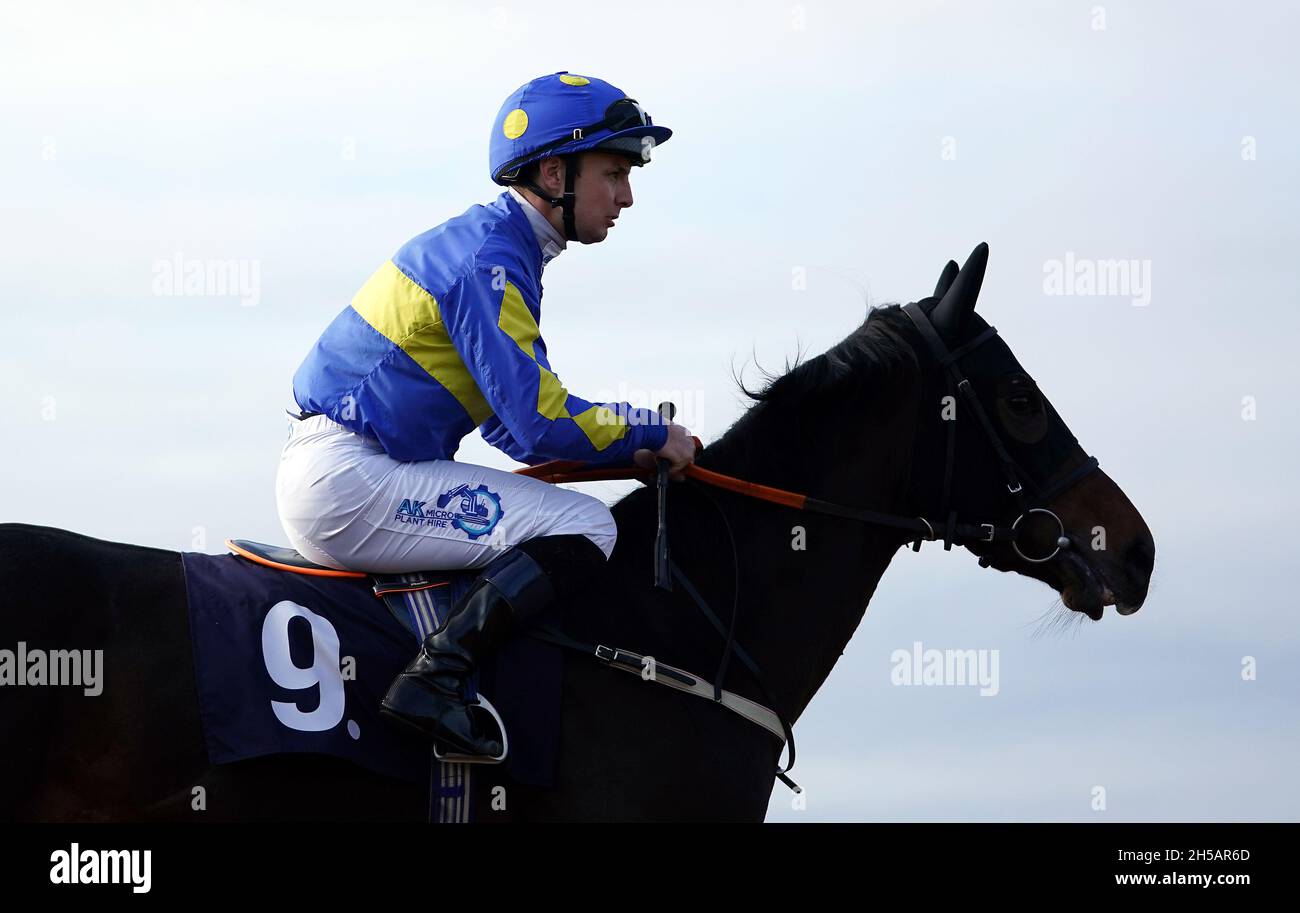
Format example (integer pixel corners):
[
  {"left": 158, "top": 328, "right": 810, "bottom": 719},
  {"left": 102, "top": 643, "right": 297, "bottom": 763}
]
[{"left": 0, "top": 246, "right": 1155, "bottom": 821}]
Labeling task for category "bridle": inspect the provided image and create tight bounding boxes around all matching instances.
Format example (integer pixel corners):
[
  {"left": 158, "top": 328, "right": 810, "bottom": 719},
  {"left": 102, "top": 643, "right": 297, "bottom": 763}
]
[{"left": 901, "top": 301, "right": 1100, "bottom": 565}]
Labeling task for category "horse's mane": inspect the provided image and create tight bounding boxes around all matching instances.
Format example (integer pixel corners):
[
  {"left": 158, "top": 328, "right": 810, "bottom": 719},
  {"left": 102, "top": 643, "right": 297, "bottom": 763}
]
[
  {"left": 609, "top": 302, "right": 922, "bottom": 528},
  {"left": 698, "top": 303, "right": 922, "bottom": 471},
  {"left": 734, "top": 304, "right": 918, "bottom": 408}
]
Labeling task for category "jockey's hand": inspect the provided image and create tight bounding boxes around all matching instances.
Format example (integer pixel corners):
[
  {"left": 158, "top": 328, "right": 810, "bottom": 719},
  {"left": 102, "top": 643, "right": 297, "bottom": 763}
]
[{"left": 633, "top": 423, "right": 696, "bottom": 481}]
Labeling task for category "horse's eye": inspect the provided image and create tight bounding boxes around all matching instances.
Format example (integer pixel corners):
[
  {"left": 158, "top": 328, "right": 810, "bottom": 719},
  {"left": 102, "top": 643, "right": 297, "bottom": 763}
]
[{"left": 997, "top": 375, "right": 1048, "bottom": 443}]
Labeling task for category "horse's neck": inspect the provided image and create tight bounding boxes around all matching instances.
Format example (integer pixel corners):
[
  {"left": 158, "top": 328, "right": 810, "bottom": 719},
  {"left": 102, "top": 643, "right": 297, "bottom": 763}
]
[{"left": 613, "top": 379, "right": 921, "bottom": 722}]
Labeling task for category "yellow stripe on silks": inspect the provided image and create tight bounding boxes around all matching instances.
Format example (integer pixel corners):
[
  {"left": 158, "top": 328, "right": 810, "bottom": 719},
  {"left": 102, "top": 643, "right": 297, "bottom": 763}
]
[
  {"left": 351, "top": 261, "right": 493, "bottom": 426},
  {"left": 570, "top": 403, "right": 633, "bottom": 451},
  {"left": 536, "top": 366, "right": 569, "bottom": 420},
  {"left": 497, "top": 281, "right": 539, "bottom": 358},
  {"left": 497, "top": 281, "right": 568, "bottom": 419},
  {"left": 496, "top": 281, "right": 630, "bottom": 452}
]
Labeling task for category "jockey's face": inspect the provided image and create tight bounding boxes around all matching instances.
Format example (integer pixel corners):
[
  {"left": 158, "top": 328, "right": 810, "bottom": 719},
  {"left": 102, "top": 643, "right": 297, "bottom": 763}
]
[
  {"left": 534, "top": 151, "right": 635, "bottom": 244},
  {"left": 571, "top": 151, "right": 634, "bottom": 244}
]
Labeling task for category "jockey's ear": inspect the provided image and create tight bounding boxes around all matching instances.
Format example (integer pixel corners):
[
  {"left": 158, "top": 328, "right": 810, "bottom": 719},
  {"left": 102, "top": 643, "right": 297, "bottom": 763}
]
[{"left": 527, "top": 155, "right": 568, "bottom": 196}]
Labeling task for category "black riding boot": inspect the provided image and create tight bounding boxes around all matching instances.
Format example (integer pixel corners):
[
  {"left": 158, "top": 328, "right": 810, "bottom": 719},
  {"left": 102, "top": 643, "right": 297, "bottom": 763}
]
[{"left": 379, "top": 534, "right": 606, "bottom": 758}]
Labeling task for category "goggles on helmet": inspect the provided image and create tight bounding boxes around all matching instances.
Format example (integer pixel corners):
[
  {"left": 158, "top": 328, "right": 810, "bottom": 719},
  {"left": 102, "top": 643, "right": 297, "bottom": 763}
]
[{"left": 497, "top": 98, "right": 655, "bottom": 181}]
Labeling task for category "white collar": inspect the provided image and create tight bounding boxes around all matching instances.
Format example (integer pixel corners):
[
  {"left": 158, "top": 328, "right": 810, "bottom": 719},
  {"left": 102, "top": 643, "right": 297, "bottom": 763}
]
[{"left": 508, "top": 186, "right": 567, "bottom": 268}]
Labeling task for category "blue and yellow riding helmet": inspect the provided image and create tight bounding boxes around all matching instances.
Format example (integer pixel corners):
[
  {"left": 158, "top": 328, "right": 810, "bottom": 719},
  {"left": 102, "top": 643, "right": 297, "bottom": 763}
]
[{"left": 489, "top": 72, "right": 672, "bottom": 241}]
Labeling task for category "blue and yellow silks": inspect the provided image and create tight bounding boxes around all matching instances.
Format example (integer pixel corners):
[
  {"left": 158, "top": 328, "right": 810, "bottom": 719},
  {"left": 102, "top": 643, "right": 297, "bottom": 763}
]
[{"left": 292, "top": 191, "right": 668, "bottom": 464}]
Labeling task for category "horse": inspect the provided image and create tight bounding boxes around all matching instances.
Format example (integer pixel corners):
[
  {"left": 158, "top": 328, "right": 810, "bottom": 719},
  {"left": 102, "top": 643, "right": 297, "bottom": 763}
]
[{"left": 0, "top": 245, "right": 1155, "bottom": 822}]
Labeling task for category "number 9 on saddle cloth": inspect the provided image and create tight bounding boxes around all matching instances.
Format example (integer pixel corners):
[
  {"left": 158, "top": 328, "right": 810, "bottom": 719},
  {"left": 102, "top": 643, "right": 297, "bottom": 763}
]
[{"left": 181, "top": 544, "right": 564, "bottom": 788}]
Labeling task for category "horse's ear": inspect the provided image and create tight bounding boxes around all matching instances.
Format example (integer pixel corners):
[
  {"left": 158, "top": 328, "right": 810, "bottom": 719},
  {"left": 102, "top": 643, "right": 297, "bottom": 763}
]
[
  {"left": 931, "top": 242, "right": 988, "bottom": 340},
  {"left": 933, "top": 260, "right": 959, "bottom": 298}
]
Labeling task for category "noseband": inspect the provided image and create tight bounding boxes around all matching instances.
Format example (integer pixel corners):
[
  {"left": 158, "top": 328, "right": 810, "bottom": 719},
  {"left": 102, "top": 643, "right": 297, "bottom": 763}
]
[{"left": 902, "top": 302, "right": 1099, "bottom": 564}]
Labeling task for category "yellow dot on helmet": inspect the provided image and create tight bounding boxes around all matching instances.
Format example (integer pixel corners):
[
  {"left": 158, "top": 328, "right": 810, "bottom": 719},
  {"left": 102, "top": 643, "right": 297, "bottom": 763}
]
[
  {"left": 503, "top": 108, "right": 528, "bottom": 140},
  {"left": 558, "top": 74, "right": 590, "bottom": 86}
]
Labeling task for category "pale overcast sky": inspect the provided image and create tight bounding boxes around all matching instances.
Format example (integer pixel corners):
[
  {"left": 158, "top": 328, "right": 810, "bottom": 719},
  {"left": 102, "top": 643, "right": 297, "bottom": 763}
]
[{"left": 2, "top": 0, "right": 1296, "bottom": 821}]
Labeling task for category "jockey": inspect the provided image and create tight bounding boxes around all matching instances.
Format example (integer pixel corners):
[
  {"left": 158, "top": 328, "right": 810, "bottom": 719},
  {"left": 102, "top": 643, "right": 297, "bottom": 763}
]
[{"left": 276, "top": 72, "right": 697, "bottom": 760}]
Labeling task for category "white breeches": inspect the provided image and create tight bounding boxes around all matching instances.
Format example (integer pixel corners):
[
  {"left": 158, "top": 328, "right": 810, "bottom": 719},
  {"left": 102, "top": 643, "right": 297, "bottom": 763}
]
[{"left": 274, "top": 414, "right": 617, "bottom": 573}]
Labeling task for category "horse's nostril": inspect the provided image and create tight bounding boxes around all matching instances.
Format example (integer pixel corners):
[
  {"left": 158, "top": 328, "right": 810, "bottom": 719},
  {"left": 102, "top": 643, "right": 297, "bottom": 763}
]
[{"left": 1124, "top": 538, "right": 1155, "bottom": 579}]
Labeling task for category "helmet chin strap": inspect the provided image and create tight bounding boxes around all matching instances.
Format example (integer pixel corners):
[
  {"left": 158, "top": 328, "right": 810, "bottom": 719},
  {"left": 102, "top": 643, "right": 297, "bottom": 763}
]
[{"left": 518, "top": 154, "right": 580, "bottom": 242}]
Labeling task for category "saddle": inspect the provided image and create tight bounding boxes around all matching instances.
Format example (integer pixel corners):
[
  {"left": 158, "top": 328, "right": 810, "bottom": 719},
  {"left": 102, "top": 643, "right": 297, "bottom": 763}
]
[{"left": 225, "top": 538, "right": 511, "bottom": 765}]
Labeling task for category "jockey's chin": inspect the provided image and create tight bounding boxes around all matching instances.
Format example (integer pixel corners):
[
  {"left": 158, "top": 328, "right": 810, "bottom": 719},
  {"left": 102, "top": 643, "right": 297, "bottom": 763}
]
[{"left": 575, "top": 212, "right": 615, "bottom": 244}]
